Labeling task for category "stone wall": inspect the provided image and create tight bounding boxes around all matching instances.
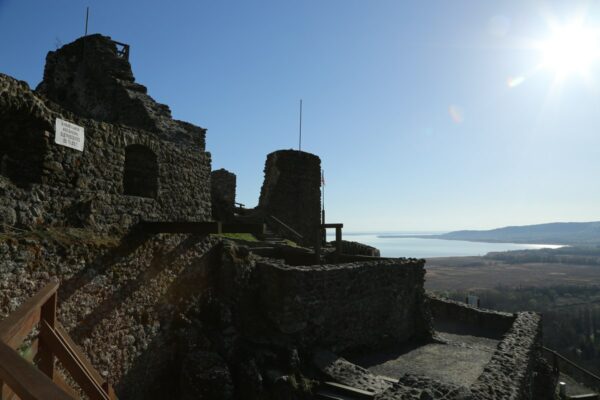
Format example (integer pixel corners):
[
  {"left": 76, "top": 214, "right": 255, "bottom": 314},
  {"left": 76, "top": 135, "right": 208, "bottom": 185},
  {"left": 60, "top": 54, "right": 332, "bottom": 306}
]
[
  {"left": 211, "top": 168, "right": 236, "bottom": 222},
  {"left": 471, "top": 312, "right": 546, "bottom": 400},
  {"left": 427, "top": 294, "right": 515, "bottom": 338},
  {"left": 0, "top": 61, "right": 211, "bottom": 233},
  {"left": 332, "top": 240, "right": 381, "bottom": 257},
  {"left": 258, "top": 150, "right": 321, "bottom": 246},
  {"left": 36, "top": 34, "right": 206, "bottom": 148},
  {"left": 251, "top": 258, "right": 431, "bottom": 353},
  {"left": 0, "top": 228, "right": 221, "bottom": 399}
]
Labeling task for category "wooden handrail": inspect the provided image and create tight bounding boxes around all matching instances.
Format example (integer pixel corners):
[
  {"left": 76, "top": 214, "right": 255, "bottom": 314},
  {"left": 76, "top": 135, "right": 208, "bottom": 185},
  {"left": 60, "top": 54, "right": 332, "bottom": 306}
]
[
  {"left": 0, "top": 339, "right": 74, "bottom": 400},
  {"left": 0, "top": 280, "right": 59, "bottom": 349},
  {"left": 268, "top": 215, "right": 303, "bottom": 239},
  {"left": 40, "top": 321, "right": 109, "bottom": 400},
  {"left": 0, "top": 280, "right": 118, "bottom": 400}
]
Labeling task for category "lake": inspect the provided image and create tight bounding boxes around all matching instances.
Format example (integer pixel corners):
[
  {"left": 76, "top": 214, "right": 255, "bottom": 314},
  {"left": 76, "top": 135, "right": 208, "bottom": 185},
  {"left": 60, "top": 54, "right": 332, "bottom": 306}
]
[{"left": 326, "top": 232, "right": 564, "bottom": 258}]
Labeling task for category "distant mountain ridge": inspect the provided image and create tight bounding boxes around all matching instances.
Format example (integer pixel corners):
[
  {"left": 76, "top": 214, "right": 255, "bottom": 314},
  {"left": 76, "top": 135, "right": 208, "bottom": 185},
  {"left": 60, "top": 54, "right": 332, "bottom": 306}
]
[{"left": 411, "top": 221, "right": 600, "bottom": 245}]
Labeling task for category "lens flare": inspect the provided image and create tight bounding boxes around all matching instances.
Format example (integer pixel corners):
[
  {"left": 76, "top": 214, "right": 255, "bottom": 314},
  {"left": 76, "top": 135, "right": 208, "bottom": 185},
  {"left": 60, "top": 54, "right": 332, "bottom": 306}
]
[
  {"left": 507, "top": 76, "right": 525, "bottom": 88},
  {"left": 448, "top": 105, "right": 464, "bottom": 124}
]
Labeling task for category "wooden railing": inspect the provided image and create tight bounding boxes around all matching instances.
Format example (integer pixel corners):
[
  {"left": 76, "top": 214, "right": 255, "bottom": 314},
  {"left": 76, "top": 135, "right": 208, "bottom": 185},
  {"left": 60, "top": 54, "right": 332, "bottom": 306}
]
[
  {"left": 267, "top": 215, "right": 304, "bottom": 241},
  {"left": 316, "top": 223, "right": 344, "bottom": 263},
  {"left": 0, "top": 280, "right": 117, "bottom": 400}
]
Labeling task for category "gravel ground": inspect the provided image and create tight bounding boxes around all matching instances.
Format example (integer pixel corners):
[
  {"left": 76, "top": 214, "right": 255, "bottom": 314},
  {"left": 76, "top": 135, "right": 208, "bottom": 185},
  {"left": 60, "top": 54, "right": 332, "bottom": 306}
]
[{"left": 350, "top": 332, "right": 499, "bottom": 388}]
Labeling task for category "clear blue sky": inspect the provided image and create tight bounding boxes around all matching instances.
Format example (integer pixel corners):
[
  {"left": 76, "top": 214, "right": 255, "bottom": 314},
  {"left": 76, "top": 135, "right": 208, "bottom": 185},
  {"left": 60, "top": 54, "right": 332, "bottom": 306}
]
[{"left": 1, "top": 0, "right": 599, "bottom": 231}]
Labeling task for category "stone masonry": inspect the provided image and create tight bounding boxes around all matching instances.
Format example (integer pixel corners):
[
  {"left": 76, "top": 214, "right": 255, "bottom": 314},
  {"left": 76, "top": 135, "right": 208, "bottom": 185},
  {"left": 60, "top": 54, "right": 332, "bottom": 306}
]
[
  {"left": 0, "top": 34, "right": 212, "bottom": 233},
  {"left": 258, "top": 150, "right": 321, "bottom": 246},
  {"left": 210, "top": 168, "right": 236, "bottom": 222}
]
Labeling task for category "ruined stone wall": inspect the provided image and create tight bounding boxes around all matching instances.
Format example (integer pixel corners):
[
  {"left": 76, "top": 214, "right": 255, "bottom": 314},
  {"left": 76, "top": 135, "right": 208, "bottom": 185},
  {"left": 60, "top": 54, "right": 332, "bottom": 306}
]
[
  {"left": 333, "top": 240, "right": 381, "bottom": 257},
  {"left": 36, "top": 34, "right": 206, "bottom": 148},
  {"left": 258, "top": 150, "right": 321, "bottom": 246},
  {"left": 252, "top": 258, "right": 431, "bottom": 353},
  {"left": 0, "top": 229, "right": 221, "bottom": 399},
  {"left": 211, "top": 168, "right": 236, "bottom": 222},
  {"left": 0, "top": 73, "right": 211, "bottom": 232},
  {"left": 471, "top": 312, "right": 545, "bottom": 400},
  {"left": 427, "top": 294, "right": 515, "bottom": 337}
]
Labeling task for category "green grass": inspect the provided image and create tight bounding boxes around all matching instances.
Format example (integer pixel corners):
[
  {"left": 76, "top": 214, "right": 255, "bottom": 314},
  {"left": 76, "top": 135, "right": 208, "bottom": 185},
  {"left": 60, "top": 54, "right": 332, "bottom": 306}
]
[{"left": 213, "top": 232, "right": 258, "bottom": 242}]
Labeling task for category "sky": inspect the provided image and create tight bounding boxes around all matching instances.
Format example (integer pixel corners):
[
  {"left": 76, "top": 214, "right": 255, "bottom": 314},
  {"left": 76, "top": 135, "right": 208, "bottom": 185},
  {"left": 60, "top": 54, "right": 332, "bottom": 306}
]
[{"left": 1, "top": 0, "right": 600, "bottom": 231}]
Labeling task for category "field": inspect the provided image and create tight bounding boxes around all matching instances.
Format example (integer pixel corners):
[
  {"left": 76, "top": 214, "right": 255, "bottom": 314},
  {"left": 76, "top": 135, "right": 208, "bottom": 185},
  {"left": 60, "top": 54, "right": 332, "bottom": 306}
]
[{"left": 424, "top": 256, "right": 600, "bottom": 291}]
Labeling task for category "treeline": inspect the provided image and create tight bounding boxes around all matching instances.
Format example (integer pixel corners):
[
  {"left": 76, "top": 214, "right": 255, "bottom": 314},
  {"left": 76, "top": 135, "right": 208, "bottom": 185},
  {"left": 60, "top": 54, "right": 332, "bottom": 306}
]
[
  {"left": 436, "top": 221, "right": 600, "bottom": 245},
  {"left": 486, "top": 245, "right": 600, "bottom": 266},
  {"left": 435, "top": 285, "right": 600, "bottom": 377}
]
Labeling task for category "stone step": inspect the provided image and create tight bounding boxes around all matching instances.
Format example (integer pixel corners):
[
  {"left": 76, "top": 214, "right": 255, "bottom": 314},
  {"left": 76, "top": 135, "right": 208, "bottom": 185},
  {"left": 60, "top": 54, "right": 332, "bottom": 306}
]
[
  {"left": 315, "top": 382, "right": 374, "bottom": 400},
  {"left": 315, "top": 388, "right": 359, "bottom": 400}
]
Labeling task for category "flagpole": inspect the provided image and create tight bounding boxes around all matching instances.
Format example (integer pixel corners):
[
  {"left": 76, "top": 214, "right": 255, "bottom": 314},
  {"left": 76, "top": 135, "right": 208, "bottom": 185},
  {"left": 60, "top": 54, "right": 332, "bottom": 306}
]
[
  {"left": 298, "top": 99, "right": 302, "bottom": 151},
  {"left": 321, "top": 170, "right": 325, "bottom": 223},
  {"left": 85, "top": 7, "right": 89, "bottom": 36}
]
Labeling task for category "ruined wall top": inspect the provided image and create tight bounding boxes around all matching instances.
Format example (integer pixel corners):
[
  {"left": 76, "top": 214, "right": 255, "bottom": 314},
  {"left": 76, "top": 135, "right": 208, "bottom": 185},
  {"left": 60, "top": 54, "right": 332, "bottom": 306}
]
[
  {"left": 258, "top": 150, "right": 321, "bottom": 245},
  {"left": 36, "top": 34, "right": 206, "bottom": 149}
]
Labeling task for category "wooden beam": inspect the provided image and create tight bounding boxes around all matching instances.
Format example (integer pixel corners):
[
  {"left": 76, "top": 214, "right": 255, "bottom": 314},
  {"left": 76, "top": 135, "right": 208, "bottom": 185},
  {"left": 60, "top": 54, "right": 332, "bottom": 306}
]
[
  {"left": 268, "top": 215, "right": 303, "bottom": 239},
  {"left": 138, "top": 221, "right": 222, "bottom": 235},
  {"left": 38, "top": 292, "right": 57, "bottom": 380},
  {"left": 0, "top": 340, "right": 74, "bottom": 400},
  {"left": 321, "top": 223, "right": 343, "bottom": 229},
  {"left": 2, "top": 338, "right": 38, "bottom": 400},
  {"left": 54, "top": 372, "right": 81, "bottom": 399},
  {"left": 55, "top": 322, "right": 112, "bottom": 397},
  {"left": 0, "top": 280, "right": 59, "bottom": 349},
  {"left": 2, "top": 369, "right": 80, "bottom": 400},
  {"left": 40, "top": 321, "right": 109, "bottom": 400},
  {"left": 335, "top": 226, "right": 342, "bottom": 263}
]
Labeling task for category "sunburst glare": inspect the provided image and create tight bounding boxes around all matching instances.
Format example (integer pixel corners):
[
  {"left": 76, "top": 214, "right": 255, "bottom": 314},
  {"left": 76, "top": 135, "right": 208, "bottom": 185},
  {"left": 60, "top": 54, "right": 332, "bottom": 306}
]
[{"left": 539, "top": 20, "right": 600, "bottom": 80}]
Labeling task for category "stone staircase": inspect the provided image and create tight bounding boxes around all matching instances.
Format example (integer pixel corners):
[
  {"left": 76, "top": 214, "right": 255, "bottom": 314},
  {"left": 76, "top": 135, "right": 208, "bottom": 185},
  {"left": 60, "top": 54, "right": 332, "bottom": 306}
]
[
  {"left": 260, "top": 226, "right": 288, "bottom": 245},
  {"left": 315, "top": 382, "right": 375, "bottom": 400}
]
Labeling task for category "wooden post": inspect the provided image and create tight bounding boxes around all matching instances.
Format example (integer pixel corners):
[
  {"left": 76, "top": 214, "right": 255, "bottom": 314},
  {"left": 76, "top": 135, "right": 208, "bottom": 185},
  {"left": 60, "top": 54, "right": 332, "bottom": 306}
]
[
  {"left": 315, "top": 228, "right": 322, "bottom": 264},
  {"left": 38, "top": 292, "right": 57, "bottom": 380},
  {"left": 335, "top": 226, "right": 342, "bottom": 263}
]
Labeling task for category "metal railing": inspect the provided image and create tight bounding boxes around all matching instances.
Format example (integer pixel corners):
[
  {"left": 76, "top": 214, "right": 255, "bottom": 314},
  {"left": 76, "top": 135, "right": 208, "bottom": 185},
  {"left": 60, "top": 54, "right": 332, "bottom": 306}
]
[{"left": 544, "top": 346, "right": 600, "bottom": 396}]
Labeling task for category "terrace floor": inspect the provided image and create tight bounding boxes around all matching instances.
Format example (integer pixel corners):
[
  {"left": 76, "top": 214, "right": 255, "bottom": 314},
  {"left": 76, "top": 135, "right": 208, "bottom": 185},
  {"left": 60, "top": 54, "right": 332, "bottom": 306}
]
[{"left": 349, "top": 331, "right": 499, "bottom": 388}]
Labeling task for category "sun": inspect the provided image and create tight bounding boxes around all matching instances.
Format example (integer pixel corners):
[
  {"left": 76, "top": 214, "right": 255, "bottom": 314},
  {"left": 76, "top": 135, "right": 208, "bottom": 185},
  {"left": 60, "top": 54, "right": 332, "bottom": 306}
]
[{"left": 540, "top": 22, "right": 600, "bottom": 79}]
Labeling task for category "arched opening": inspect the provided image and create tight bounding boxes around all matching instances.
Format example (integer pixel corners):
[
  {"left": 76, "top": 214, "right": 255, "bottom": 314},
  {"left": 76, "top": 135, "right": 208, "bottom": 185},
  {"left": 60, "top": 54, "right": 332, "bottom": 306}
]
[
  {"left": 123, "top": 144, "right": 158, "bottom": 198},
  {"left": 0, "top": 111, "right": 49, "bottom": 188}
]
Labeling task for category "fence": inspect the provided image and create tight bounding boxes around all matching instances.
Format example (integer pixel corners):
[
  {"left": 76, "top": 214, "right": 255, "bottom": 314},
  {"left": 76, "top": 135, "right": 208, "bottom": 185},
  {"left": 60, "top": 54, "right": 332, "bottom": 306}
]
[{"left": 0, "top": 280, "right": 117, "bottom": 400}]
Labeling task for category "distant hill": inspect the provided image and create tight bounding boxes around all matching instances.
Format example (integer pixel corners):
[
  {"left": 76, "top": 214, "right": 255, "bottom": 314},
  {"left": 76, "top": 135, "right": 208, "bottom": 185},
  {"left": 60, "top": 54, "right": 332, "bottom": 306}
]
[{"left": 407, "top": 222, "right": 600, "bottom": 245}]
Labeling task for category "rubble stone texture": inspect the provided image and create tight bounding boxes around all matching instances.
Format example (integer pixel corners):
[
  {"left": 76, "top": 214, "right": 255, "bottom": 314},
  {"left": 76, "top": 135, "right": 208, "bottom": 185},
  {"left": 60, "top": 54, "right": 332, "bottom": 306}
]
[
  {"left": 210, "top": 168, "right": 236, "bottom": 222},
  {"left": 0, "top": 34, "right": 552, "bottom": 400},
  {"left": 36, "top": 34, "right": 206, "bottom": 148},
  {"left": 0, "top": 34, "right": 212, "bottom": 233},
  {"left": 252, "top": 258, "right": 432, "bottom": 353},
  {"left": 258, "top": 150, "right": 321, "bottom": 246}
]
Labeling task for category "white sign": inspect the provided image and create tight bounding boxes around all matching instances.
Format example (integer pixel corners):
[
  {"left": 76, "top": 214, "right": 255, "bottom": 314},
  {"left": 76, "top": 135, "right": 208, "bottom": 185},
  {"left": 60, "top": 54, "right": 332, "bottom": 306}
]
[{"left": 55, "top": 118, "right": 85, "bottom": 151}]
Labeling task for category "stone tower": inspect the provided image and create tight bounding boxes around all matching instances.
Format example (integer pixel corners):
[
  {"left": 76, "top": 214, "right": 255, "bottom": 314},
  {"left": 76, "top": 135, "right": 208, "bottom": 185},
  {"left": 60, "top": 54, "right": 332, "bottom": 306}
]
[{"left": 258, "top": 150, "right": 321, "bottom": 246}]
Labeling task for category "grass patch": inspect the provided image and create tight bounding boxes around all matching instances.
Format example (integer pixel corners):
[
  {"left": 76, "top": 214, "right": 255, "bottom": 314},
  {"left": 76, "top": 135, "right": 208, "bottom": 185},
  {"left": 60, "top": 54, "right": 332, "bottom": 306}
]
[
  {"left": 283, "top": 239, "right": 299, "bottom": 247},
  {"left": 213, "top": 233, "right": 258, "bottom": 242}
]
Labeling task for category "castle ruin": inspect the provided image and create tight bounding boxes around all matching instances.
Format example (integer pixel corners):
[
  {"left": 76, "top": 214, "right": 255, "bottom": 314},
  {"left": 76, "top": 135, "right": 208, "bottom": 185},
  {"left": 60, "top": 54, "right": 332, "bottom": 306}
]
[{"left": 0, "top": 35, "right": 556, "bottom": 400}]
